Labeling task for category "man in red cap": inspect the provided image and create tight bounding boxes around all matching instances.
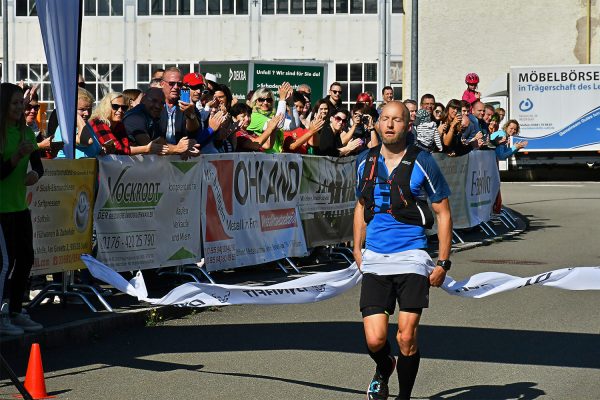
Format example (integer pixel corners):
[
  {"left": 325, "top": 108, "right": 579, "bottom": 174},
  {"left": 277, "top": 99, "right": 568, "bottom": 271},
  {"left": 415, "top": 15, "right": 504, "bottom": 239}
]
[{"left": 183, "top": 72, "right": 206, "bottom": 113}]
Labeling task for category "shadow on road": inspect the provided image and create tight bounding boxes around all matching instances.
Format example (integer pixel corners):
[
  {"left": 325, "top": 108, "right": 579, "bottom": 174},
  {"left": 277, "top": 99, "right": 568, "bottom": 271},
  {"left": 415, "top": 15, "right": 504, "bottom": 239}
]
[
  {"left": 420, "top": 381, "right": 545, "bottom": 399},
  {"left": 5, "top": 321, "right": 596, "bottom": 375}
]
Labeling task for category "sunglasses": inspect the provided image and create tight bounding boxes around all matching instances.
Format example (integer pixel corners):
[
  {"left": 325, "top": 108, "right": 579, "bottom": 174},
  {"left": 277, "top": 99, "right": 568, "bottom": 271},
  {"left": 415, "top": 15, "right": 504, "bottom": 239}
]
[
  {"left": 333, "top": 115, "right": 347, "bottom": 123},
  {"left": 331, "top": 90, "right": 342, "bottom": 94},
  {"left": 164, "top": 81, "right": 184, "bottom": 87},
  {"left": 257, "top": 97, "right": 273, "bottom": 103},
  {"left": 188, "top": 84, "right": 205, "bottom": 90},
  {"left": 26, "top": 104, "right": 41, "bottom": 111},
  {"left": 111, "top": 104, "right": 129, "bottom": 111}
]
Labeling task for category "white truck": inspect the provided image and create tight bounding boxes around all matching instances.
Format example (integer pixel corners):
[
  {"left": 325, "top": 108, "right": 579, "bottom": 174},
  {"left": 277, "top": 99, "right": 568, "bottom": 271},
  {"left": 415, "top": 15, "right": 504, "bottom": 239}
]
[{"left": 483, "top": 64, "right": 600, "bottom": 170}]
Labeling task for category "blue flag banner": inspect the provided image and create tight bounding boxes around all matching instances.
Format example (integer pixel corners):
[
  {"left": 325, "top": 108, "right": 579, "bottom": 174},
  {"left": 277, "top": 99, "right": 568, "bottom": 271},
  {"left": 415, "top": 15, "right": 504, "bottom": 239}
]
[{"left": 36, "top": 0, "right": 81, "bottom": 159}]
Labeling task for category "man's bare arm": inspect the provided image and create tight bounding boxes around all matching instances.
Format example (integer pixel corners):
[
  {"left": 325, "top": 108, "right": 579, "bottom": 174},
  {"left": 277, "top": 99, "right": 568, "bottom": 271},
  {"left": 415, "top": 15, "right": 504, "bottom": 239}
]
[
  {"left": 429, "top": 198, "right": 452, "bottom": 286},
  {"left": 353, "top": 198, "right": 366, "bottom": 270}
]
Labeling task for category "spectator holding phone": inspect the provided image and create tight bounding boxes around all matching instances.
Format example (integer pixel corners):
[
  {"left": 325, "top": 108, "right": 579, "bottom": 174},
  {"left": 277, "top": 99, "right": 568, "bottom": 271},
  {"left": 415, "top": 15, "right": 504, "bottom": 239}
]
[
  {"left": 0, "top": 83, "right": 44, "bottom": 335},
  {"left": 160, "top": 67, "right": 201, "bottom": 157},
  {"left": 21, "top": 85, "right": 53, "bottom": 157}
]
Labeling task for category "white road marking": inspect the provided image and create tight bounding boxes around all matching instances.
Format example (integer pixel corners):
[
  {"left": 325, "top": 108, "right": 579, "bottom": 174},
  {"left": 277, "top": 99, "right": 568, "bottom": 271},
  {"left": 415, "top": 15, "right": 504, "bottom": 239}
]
[{"left": 530, "top": 184, "right": 584, "bottom": 187}]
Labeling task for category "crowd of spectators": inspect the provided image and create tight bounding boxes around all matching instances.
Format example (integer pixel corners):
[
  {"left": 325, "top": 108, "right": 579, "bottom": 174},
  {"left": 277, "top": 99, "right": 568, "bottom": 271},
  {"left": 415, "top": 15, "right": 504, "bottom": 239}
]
[{"left": 0, "top": 69, "right": 529, "bottom": 335}]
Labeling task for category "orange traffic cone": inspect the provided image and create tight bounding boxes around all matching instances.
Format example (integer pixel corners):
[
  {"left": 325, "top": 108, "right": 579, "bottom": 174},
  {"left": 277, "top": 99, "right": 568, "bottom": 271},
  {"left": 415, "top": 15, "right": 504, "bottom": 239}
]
[{"left": 21, "top": 343, "right": 55, "bottom": 399}]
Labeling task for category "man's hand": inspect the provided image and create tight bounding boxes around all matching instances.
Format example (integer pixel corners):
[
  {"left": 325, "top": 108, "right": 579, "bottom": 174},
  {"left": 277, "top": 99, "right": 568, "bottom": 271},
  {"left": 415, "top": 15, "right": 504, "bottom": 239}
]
[
  {"left": 428, "top": 265, "right": 447, "bottom": 287},
  {"left": 179, "top": 100, "right": 196, "bottom": 117},
  {"left": 148, "top": 137, "right": 168, "bottom": 155}
]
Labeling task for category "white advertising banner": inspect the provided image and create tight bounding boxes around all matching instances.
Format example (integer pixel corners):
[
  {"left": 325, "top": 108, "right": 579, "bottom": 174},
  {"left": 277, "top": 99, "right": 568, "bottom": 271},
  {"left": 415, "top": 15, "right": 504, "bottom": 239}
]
[
  {"left": 465, "top": 151, "right": 500, "bottom": 226},
  {"left": 83, "top": 255, "right": 600, "bottom": 308},
  {"left": 433, "top": 153, "right": 470, "bottom": 229},
  {"left": 509, "top": 65, "right": 600, "bottom": 151},
  {"left": 94, "top": 156, "right": 202, "bottom": 272},
  {"left": 201, "top": 154, "right": 308, "bottom": 272}
]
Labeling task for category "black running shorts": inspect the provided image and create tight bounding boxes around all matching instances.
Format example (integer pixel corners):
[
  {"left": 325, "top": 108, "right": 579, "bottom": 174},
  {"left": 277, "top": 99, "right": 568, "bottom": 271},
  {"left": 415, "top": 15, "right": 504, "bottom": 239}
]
[{"left": 359, "top": 273, "right": 429, "bottom": 317}]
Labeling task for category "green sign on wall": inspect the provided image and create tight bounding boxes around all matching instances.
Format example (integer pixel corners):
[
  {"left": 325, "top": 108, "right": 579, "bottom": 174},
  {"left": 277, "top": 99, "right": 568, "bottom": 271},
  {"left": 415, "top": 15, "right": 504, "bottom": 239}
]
[
  {"left": 199, "top": 62, "right": 249, "bottom": 101},
  {"left": 199, "top": 61, "right": 327, "bottom": 101},
  {"left": 253, "top": 63, "right": 325, "bottom": 100}
]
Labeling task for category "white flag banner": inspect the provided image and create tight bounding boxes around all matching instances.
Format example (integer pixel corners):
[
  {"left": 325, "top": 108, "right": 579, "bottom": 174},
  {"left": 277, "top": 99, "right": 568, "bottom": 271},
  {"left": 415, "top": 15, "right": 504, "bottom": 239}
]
[
  {"left": 82, "top": 255, "right": 600, "bottom": 308},
  {"left": 37, "top": 0, "right": 81, "bottom": 159}
]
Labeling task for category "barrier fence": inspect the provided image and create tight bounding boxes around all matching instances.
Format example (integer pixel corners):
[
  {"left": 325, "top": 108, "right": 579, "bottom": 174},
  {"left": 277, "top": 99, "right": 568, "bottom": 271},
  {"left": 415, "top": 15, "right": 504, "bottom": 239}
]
[{"left": 27, "top": 150, "right": 500, "bottom": 276}]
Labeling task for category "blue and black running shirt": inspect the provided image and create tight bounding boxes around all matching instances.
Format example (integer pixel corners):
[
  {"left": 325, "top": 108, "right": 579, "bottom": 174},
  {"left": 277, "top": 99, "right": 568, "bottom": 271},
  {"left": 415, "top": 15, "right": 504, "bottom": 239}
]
[{"left": 355, "top": 149, "right": 451, "bottom": 254}]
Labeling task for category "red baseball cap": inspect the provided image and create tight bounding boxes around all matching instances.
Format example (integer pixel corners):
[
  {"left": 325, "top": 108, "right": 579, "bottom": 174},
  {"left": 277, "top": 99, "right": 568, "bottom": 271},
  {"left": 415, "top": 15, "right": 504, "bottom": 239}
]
[{"left": 183, "top": 72, "right": 205, "bottom": 86}]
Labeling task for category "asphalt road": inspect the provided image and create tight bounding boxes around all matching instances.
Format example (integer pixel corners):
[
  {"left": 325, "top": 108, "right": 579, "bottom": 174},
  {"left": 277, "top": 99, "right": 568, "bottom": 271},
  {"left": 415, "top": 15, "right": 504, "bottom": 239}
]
[{"left": 2, "top": 182, "right": 599, "bottom": 400}]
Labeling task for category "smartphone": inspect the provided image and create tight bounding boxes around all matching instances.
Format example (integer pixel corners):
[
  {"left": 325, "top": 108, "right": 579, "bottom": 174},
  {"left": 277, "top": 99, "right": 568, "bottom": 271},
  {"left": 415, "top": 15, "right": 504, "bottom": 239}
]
[{"left": 180, "top": 89, "right": 191, "bottom": 104}]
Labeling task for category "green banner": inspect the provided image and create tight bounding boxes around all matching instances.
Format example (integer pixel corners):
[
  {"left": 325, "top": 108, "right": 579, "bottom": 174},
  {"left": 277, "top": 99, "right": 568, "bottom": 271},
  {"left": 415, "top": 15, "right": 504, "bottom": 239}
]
[
  {"left": 200, "top": 62, "right": 249, "bottom": 101},
  {"left": 253, "top": 63, "right": 325, "bottom": 99}
]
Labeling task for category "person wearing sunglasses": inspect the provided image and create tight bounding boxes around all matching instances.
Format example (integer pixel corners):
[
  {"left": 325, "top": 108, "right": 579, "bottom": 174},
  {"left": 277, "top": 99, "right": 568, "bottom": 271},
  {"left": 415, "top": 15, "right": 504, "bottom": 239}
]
[
  {"left": 246, "top": 83, "right": 291, "bottom": 153},
  {"left": 19, "top": 85, "right": 53, "bottom": 157},
  {"left": 88, "top": 92, "right": 134, "bottom": 155},
  {"left": 324, "top": 81, "right": 344, "bottom": 114},
  {"left": 318, "top": 111, "right": 363, "bottom": 157},
  {"left": 159, "top": 67, "right": 201, "bottom": 157}
]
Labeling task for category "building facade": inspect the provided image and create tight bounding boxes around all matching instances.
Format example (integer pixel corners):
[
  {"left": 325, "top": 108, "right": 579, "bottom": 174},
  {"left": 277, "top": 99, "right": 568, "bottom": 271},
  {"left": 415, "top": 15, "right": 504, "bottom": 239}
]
[{"left": 0, "top": 0, "right": 405, "bottom": 111}]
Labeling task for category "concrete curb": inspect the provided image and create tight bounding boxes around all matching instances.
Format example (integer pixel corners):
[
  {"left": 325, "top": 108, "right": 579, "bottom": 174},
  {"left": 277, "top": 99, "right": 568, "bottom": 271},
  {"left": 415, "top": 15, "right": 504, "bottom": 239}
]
[{"left": 1, "top": 208, "right": 528, "bottom": 358}]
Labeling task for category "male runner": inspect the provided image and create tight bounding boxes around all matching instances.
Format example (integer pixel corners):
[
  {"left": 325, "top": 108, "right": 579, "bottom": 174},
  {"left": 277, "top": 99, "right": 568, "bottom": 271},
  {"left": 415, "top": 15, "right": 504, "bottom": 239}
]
[{"left": 353, "top": 101, "right": 452, "bottom": 399}]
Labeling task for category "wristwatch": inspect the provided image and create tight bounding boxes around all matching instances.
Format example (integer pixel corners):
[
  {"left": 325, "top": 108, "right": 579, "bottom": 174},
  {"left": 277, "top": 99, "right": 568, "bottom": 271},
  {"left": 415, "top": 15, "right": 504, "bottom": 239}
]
[{"left": 436, "top": 259, "right": 452, "bottom": 271}]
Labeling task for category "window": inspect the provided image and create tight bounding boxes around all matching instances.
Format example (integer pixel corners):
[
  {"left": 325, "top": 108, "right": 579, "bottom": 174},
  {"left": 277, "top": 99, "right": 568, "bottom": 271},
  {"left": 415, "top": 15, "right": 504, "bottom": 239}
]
[
  {"left": 81, "top": 63, "right": 125, "bottom": 100},
  {"left": 335, "top": 62, "right": 377, "bottom": 107},
  {"left": 265, "top": 0, "right": 375, "bottom": 14},
  {"left": 140, "top": 0, "right": 247, "bottom": 15},
  {"left": 16, "top": 64, "right": 53, "bottom": 112},
  {"left": 392, "top": 0, "right": 404, "bottom": 13},
  {"left": 16, "top": 0, "right": 123, "bottom": 16},
  {"left": 136, "top": 62, "right": 199, "bottom": 91}
]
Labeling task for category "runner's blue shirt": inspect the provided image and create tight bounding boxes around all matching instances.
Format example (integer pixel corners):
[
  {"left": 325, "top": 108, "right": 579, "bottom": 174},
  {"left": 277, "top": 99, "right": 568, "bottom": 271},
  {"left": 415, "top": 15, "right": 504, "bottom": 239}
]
[{"left": 355, "top": 149, "right": 451, "bottom": 254}]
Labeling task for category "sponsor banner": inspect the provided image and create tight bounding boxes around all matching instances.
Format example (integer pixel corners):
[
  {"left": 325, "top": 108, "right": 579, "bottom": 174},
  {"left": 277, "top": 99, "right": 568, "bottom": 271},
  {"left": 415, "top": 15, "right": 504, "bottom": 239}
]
[
  {"left": 28, "top": 159, "right": 96, "bottom": 275},
  {"left": 509, "top": 65, "right": 600, "bottom": 151},
  {"left": 465, "top": 151, "right": 500, "bottom": 226},
  {"left": 433, "top": 153, "right": 470, "bottom": 229},
  {"left": 94, "top": 156, "right": 202, "bottom": 272},
  {"left": 299, "top": 155, "right": 357, "bottom": 247},
  {"left": 83, "top": 255, "right": 600, "bottom": 308},
  {"left": 201, "top": 153, "right": 308, "bottom": 272}
]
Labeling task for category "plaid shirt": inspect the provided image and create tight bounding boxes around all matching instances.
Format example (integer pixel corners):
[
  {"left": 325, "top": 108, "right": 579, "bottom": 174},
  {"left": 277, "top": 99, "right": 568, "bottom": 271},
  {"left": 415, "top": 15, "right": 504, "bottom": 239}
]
[{"left": 90, "top": 119, "right": 130, "bottom": 155}]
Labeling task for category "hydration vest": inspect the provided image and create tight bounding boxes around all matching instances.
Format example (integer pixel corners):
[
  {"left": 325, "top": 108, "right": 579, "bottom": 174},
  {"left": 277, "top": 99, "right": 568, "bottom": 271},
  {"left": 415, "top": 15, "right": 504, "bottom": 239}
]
[{"left": 358, "top": 145, "right": 434, "bottom": 228}]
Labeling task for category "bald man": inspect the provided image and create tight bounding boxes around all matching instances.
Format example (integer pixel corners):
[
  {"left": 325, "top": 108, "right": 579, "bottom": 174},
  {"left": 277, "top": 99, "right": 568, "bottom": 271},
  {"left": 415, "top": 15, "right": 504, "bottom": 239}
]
[{"left": 354, "top": 101, "right": 453, "bottom": 399}]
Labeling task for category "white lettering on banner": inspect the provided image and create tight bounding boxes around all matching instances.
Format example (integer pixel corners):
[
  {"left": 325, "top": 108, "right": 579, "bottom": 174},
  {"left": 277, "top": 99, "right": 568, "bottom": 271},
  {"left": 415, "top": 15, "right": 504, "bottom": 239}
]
[
  {"left": 82, "top": 255, "right": 600, "bottom": 308},
  {"left": 234, "top": 159, "right": 300, "bottom": 205}
]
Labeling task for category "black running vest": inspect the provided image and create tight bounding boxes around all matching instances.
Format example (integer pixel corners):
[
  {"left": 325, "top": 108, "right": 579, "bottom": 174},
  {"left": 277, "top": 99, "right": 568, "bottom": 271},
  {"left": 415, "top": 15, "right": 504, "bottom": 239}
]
[{"left": 358, "top": 145, "right": 434, "bottom": 228}]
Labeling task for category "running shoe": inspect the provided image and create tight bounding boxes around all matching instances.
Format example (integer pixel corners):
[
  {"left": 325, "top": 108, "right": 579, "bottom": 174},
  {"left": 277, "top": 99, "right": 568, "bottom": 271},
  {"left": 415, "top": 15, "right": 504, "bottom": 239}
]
[{"left": 367, "top": 356, "right": 396, "bottom": 400}]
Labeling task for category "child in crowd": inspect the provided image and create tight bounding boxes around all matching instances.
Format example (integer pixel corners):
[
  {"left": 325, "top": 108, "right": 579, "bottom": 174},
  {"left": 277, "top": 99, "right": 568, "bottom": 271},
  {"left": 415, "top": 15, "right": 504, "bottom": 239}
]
[{"left": 462, "top": 73, "right": 481, "bottom": 106}]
